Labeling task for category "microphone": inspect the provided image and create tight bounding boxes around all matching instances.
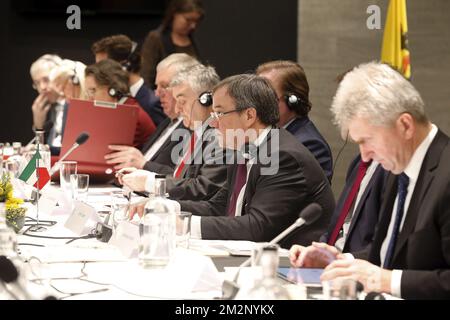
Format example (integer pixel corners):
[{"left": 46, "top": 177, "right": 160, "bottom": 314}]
[
  {"left": 0, "top": 256, "right": 33, "bottom": 300},
  {"left": 49, "top": 132, "right": 90, "bottom": 176},
  {"left": 25, "top": 120, "right": 54, "bottom": 148},
  {"left": 221, "top": 203, "right": 322, "bottom": 300}
]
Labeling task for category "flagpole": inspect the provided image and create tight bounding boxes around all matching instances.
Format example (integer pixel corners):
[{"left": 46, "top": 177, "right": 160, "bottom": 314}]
[{"left": 29, "top": 131, "right": 46, "bottom": 232}]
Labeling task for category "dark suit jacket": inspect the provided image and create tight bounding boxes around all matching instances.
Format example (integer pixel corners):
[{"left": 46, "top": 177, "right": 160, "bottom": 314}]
[
  {"left": 141, "top": 122, "right": 227, "bottom": 201},
  {"left": 47, "top": 101, "right": 68, "bottom": 156},
  {"left": 179, "top": 128, "right": 335, "bottom": 248},
  {"left": 165, "top": 126, "right": 228, "bottom": 201},
  {"left": 286, "top": 117, "right": 333, "bottom": 182},
  {"left": 141, "top": 117, "right": 185, "bottom": 175},
  {"left": 134, "top": 83, "right": 167, "bottom": 126},
  {"left": 320, "top": 155, "right": 387, "bottom": 252},
  {"left": 366, "top": 129, "right": 450, "bottom": 299}
]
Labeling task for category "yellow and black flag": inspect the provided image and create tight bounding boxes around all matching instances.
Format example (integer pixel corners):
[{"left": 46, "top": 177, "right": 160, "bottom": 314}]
[{"left": 381, "top": 0, "right": 411, "bottom": 79}]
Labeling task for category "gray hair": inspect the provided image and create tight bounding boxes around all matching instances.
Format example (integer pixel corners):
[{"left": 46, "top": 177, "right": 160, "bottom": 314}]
[
  {"left": 30, "top": 54, "right": 62, "bottom": 78},
  {"left": 213, "top": 74, "right": 280, "bottom": 126},
  {"left": 156, "top": 53, "right": 199, "bottom": 74},
  {"left": 170, "top": 63, "right": 220, "bottom": 94},
  {"left": 49, "top": 59, "right": 88, "bottom": 100},
  {"left": 331, "top": 61, "right": 427, "bottom": 136}
]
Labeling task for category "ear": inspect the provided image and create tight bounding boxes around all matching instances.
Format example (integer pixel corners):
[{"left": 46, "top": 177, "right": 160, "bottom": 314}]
[
  {"left": 243, "top": 107, "right": 258, "bottom": 126},
  {"left": 397, "top": 113, "right": 415, "bottom": 140}
]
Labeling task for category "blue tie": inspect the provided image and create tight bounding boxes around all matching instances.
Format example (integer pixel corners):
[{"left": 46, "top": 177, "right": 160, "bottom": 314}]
[{"left": 383, "top": 173, "right": 410, "bottom": 268}]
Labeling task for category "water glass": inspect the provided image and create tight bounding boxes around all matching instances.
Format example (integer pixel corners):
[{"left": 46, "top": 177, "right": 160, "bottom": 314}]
[
  {"left": 175, "top": 211, "right": 192, "bottom": 248},
  {"left": 60, "top": 161, "right": 77, "bottom": 197},
  {"left": 110, "top": 191, "right": 129, "bottom": 232},
  {"left": 70, "top": 174, "right": 89, "bottom": 202},
  {"left": 322, "top": 278, "right": 358, "bottom": 300}
]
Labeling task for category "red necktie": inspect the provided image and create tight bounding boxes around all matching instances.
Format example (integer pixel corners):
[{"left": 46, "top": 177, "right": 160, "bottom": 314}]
[
  {"left": 173, "top": 133, "right": 196, "bottom": 179},
  {"left": 328, "top": 160, "right": 372, "bottom": 245},
  {"left": 227, "top": 163, "right": 248, "bottom": 217}
]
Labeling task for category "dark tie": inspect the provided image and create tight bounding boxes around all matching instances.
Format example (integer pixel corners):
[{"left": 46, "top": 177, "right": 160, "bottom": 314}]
[
  {"left": 328, "top": 160, "right": 372, "bottom": 245},
  {"left": 227, "top": 162, "right": 248, "bottom": 217},
  {"left": 383, "top": 173, "right": 410, "bottom": 268}
]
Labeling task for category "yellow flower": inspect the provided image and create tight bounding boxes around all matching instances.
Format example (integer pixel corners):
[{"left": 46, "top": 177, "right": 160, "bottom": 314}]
[{"left": 5, "top": 197, "right": 24, "bottom": 211}]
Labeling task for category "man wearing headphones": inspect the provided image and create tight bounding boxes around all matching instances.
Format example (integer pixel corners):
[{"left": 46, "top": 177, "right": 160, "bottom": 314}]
[
  {"left": 257, "top": 60, "right": 333, "bottom": 182},
  {"left": 118, "top": 63, "right": 228, "bottom": 201},
  {"left": 128, "top": 74, "right": 334, "bottom": 247},
  {"left": 91, "top": 34, "right": 167, "bottom": 126},
  {"left": 29, "top": 54, "right": 66, "bottom": 152},
  {"left": 84, "top": 59, "right": 156, "bottom": 149},
  {"left": 104, "top": 53, "right": 198, "bottom": 174}
]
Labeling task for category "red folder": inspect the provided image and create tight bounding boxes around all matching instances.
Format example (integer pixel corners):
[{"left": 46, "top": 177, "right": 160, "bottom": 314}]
[{"left": 59, "top": 99, "right": 138, "bottom": 183}]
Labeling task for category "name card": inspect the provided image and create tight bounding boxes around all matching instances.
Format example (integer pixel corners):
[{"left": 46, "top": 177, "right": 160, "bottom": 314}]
[
  {"left": 64, "top": 200, "right": 97, "bottom": 235},
  {"left": 38, "top": 188, "right": 66, "bottom": 214},
  {"left": 109, "top": 221, "right": 140, "bottom": 258}
]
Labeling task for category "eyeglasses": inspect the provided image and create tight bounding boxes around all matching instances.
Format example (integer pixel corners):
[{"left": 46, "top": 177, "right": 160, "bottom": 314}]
[
  {"left": 32, "top": 76, "right": 50, "bottom": 91},
  {"left": 210, "top": 109, "right": 240, "bottom": 121}
]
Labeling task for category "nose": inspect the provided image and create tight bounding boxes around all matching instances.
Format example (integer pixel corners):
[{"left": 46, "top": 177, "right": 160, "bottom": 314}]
[
  {"left": 359, "top": 144, "right": 373, "bottom": 163},
  {"left": 155, "top": 87, "right": 162, "bottom": 98}
]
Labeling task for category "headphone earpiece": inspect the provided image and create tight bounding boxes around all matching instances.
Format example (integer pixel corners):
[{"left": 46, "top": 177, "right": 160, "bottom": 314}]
[
  {"left": 71, "top": 73, "right": 80, "bottom": 85},
  {"left": 122, "top": 41, "right": 138, "bottom": 72},
  {"left": 284, "top": 93, "right": 300, "bottom": 110},
  {"left": 108, "top": 87, "right": 123, "bottom": 99},
  {"left": 198, "top": 91, "right": 213, "bottom": 107},
  {"left": 284, "top": 93, "right": 311, "bottom": 115}
]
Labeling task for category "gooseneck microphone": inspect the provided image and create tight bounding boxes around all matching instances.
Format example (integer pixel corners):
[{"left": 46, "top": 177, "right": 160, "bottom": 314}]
[
  {"left": 221, "top": 203, "right": 323, "bottom": 300},
  {"left": 49, "top": 132, "right": 90, "bottom": 176}
]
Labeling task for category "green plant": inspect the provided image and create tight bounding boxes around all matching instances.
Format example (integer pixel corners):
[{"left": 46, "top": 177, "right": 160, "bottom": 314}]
[
  {"left": 5, "top": 198, "right": 27, "bottom": 232},
  {"left": 0, "top": 173, "right": 13, "bottom": 202}
]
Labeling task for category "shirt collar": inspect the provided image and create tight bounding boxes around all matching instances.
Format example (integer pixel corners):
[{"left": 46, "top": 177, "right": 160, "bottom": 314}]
[
  {"left": 403, "top": 124, "right": 438, "bottom": 183},
  {"left": 129, "top": 78, "right": 144, "bottom": 98},
  {"left": 282, "top": 117, "right": 297, "bottom": 129}
]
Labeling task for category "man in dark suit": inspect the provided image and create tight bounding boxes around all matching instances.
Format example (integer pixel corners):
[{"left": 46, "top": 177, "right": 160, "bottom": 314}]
[
  {"left": 92, "top": 34, "right": 166, "bottom": 126},
  {"left": 118, "top": 63, "right": 227, "bottom": 201},
  {"left": 29, "top": 54, "right": 66, "bottom": 153},
  {"left": 297, "top": 62, "right": 450, "bottom": 299},
  {"left": 176, "top": 74, "right": 335, "bottom": 248},
  {"left": 320, "top": 156, "right": 386, "bottom": 253},
  {"left": 290, "top": 156, "right": 386, "bottom": 268},
  {"left": 105, "top": 53, "right": 198, "bottom": 173},
  {"left": 257, "top": 60, "right": 333, "bottom": 182}
]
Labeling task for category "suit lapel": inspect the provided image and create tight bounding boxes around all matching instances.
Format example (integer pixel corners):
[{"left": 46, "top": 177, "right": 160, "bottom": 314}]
[
  {"left": 240, "top": 130, "right": 273, "bottom": 215},
  {"left": 141, "top": 117, "right": 170, "bottom": 153},
  {"left": 346, "top": 164, "right": 382, "bottom": 239},
  {"left": 392, "top": 130, "right": 447, "bottom": 262},
  {"left": 369, "top": 174, "right": 397, "bottom": 265}
]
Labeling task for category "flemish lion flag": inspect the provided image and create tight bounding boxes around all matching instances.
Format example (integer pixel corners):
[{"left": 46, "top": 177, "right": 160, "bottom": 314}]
[
  {"left": 18, "top": 151, "right": 50, "bottom": 189},
  {"left": 381, "top": 0, "right": 411, "bottom": 79}
]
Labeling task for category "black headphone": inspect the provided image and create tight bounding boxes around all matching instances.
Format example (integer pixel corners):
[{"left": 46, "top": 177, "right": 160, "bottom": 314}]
[
  {"left": 284, "top": 93, "right": 311, "bottom": 115},
  {"left": 108, "top": 87, "right": 124, "bottom": 100},
  {"left": 122, "top": 41, "right": 138, "bottom": 72},
  {"left": 71, "top": 63, "right": 80, "bottom": 85},
  {"left": 198, "top": 91, "right": 213, "bottom": 107}
]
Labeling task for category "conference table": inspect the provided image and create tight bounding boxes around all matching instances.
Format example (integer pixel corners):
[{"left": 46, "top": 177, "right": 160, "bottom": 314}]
[{"left": 11, "top": 184, "right": 298, "bottom": 300}]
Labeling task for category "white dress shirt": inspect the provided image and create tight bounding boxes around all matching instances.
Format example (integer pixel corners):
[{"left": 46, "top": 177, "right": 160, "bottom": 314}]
[
  {"left": 49, "top": 100, "right": 66, "bottom": 147},
  {"left": 191, "top": 126, "right": 273, "bottom": 239},
  {"left": 129, "top": 78, "right": 144, "bottom": 98},
  {"left": 144, "top": 117, "right": 182, "bottom": 161},
  {"left": 380, "top": 124, "right": 438, "bottom": 298}
]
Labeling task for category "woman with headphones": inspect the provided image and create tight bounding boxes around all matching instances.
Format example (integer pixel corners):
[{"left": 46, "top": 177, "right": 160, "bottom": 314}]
[
  {"left": 84, "top": 59, "right": 156, "bottom": 149},
  {"left": 49, "top": 59, "right": 88, "bottom": 100}
]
